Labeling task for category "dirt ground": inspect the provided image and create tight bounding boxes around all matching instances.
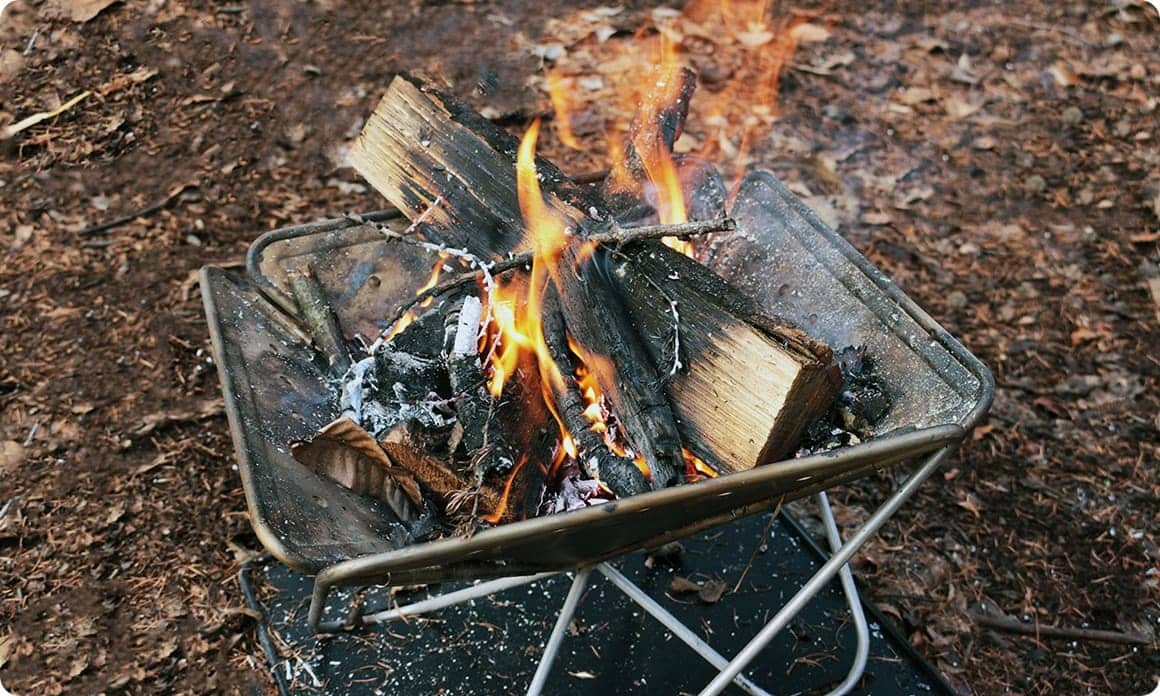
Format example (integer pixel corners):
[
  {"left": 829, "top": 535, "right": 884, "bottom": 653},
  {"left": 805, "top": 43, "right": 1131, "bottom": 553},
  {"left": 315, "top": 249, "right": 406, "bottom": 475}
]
[{"left": 1, "top": 1, "right": 1157, "bottom": 694}]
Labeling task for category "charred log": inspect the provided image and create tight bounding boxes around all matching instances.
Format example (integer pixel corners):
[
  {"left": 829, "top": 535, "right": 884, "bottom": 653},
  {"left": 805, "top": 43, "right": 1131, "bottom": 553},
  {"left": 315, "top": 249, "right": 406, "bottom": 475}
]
[
  {"left": 443, "top": 296, "right": 517, "bottom": 480},
  {"left": 350, "top": 74, "right": 841, "bottom": 483},
  {"left": 610, "top": 241, "right": 841, "bottom": 471},
  {"left": 541, "top": 287, "right": 649, "bottom": 499},
  {"left": 553, "top": 241, "right": 683, "bottom": 490}
]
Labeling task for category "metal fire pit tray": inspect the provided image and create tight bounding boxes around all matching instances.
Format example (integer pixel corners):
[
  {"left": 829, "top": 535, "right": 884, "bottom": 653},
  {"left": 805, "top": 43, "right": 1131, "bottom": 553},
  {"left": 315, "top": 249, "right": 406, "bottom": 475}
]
[{"left": 202, "top": 171, "right": 992, "bottom": 592}]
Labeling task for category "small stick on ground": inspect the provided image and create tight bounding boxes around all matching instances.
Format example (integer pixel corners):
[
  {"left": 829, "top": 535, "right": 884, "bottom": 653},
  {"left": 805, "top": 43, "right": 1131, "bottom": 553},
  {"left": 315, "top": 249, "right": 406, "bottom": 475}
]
[
  {"left": 77, "top": 183, "right": 193, "bottom": 237},
  {"left": 972, "top": 613, "right": 1152, "bottom": 646}
]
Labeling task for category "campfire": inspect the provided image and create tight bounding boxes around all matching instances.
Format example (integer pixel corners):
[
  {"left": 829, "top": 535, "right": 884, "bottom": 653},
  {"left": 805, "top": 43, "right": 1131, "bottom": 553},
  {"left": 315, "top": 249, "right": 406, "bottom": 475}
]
[{"left": 285, "top": 53, "right": 852, "bottom": 539}]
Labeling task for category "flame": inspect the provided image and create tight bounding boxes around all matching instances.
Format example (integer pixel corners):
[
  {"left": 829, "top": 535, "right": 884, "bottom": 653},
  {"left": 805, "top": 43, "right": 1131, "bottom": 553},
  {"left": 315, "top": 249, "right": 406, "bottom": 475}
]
[
  {"left": 418, "top": 258, "right": 444, "bottom": 295},
  {"left": 542, "top": 0, "right": 807, "bottom": 198},
  {"left": 684, "top": 448, "right": 719, "bottom": 481},
  {"left": 569, "top": 342, "right": 653, "bottom": 481},
  {"left": 480, "top": 454, "right": 531, "bottom": 525},
  {"left": 485, "top": 119, "right": 582, "bottom": 478},
  {"left": 547, "top": 71, "right": 582, "bottom": 150},
  {"left": 381, "top": 312, "right": 415, "bottom": 343}
]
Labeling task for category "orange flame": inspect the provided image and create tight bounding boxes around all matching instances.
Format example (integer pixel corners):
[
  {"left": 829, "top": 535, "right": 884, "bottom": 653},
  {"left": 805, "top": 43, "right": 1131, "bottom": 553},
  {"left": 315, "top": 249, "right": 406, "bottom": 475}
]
[
  {"left": 485, "top": 119, "right": 582, "bottom": 478},
  {"left": 480, "top": 454, "right": 531, "bottom": 525},
  {"left": 684, "top": 448, "right": 719, "bottom": 481},
  {"left": 570, "top": 342, "right": 653, "bottom": 481},
  {"left": 602, "top": 35, "right": 694, "bottom": 256},
  {"left": 546, "top": 71, "right": 582, "bottom": 150},
  {"left": 382, "top": 258, "right": 446, "bottom": 343}
]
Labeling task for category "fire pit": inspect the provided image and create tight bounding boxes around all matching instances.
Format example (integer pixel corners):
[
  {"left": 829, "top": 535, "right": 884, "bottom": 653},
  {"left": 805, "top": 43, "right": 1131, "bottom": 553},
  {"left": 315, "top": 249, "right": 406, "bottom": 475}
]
[
  {"left": 202, "top": 75, "right": 992, "bottom": 693},
  {"left": 202, "top": 175, "right": 991, "bottom": 563}
]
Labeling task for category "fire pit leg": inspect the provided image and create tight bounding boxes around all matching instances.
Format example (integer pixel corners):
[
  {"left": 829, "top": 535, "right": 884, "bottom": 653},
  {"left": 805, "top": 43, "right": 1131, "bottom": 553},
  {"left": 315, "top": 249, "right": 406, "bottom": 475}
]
[
  {"left": 697, "top": 445, "right": 957, "bottom": 696},
  {"left": 817, "top": 490, "right": 870, "bottom": 696},
  {"left": 596, "top": 563, "right": 769, "bottom": 696},
  {"left": 309, "top": 572, "right": 561, "bottom": 633},
  {"left": 526, "top": 567, "right": 593, "bottom": 696}
]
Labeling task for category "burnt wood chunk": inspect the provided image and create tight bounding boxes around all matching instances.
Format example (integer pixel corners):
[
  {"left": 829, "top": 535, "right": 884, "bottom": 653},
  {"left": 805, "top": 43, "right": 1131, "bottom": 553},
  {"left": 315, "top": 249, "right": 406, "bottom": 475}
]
[
  {"left": 444, "top": 296, "right": 518, "bottom": 480},
  {"left": 541, "top": 287, "right": 650, "bottom": 498}
]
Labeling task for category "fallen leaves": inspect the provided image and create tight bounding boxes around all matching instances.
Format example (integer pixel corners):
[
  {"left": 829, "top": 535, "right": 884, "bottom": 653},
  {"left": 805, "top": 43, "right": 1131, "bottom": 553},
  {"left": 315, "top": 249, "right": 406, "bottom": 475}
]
[
  {"left": 1146, "top": 277, "right": 1160, "bottom": 322},
  {"left": 43, "top": 0, "right": 121, "bottom": 23},
  {"left": 0, "top": 441, "right": 26, "bottom": 476},
  {"left": 668, "top": 575, "right": 728, "bottom": 604}
]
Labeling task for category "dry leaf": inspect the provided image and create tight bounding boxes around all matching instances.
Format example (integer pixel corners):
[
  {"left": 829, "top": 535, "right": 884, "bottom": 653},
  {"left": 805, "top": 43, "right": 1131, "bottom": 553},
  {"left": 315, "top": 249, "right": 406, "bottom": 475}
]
[
  {"left": 0, "top": 440, "right": 24, "bottom": 476},
  {"left": 698, "top": 579, "right": 728, "bottom": 604},
  {"left": 0, "top": 632, "right": 13, "bottom": 669},
  {"left": 897, "top": 87, "right": 935, "bottom": 105},
  {"left": 944, "top": 94, "right": 983, "bottom": 120},
  {"left": 1146, "top": 277, "right": 1160, "bottom": 323},
  {"left": 1049, "top": 63, "right": 1079, "bottom": 87},
  {"left": 45, "top": 0, "right": 121, "bottom": 23},
  {"left": 972, "top": 136, "right": 997, "bottom": 150},
  {"left": 1069, "top": 327, "right": 1100, "bottom": 345},
  {"left": 956, "top": 493, "right": 982, "bottom": 518},
  {"left": 790, "top": 22, "right": 831, "bottom": 44},
  {"left": 669, "top": 576, "right": 703, "bottom": 594},
  {"left": 131, "top": 398, "right": 223, "bottom": 438},
  {"left": 860, "top": 211, "right": 893, "bottom": 226},
  {"left": 292, "top": 417, "right": 422, "bottom": 522}
]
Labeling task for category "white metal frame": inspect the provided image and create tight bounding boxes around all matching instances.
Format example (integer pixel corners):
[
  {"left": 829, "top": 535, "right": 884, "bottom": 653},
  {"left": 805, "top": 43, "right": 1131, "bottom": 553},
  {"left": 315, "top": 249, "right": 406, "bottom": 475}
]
[{"left": 320, "top": 445, "right": 952, "bottom": 695}]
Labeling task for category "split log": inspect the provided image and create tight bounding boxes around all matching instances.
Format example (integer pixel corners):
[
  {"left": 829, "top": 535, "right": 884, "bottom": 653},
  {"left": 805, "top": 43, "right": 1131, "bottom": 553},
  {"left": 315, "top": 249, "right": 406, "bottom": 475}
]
[
  {"left": 349, "top": 74, "right": 590, "bottom": 260},
  {"left": 351, "top": 75, "right": 839, "bottom": 477},
  {"left": 610, "top": 241, "right": 841, "bottom": 472}
]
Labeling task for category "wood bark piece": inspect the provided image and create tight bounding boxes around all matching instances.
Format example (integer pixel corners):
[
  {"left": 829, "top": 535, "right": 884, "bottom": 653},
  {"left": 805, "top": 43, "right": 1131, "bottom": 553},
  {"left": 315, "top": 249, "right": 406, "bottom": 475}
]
[
  {"left": 291, "top": 417, "right": 421, "bottom": 523},
  {"left": 553, "top": 242, "right": 683, "bottom": 489},
  {"left": 287, "top": 266, "right": 351, "bottom": 376},
  {"left": 611, "top": 241, "right": 841, "bottom": 472}
]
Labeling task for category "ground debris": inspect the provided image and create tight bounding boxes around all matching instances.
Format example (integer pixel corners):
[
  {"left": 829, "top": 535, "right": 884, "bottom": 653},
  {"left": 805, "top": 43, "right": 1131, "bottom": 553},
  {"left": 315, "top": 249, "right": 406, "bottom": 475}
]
[{"left": 1, "top": 0, "right": 1156, "bottom": 693}]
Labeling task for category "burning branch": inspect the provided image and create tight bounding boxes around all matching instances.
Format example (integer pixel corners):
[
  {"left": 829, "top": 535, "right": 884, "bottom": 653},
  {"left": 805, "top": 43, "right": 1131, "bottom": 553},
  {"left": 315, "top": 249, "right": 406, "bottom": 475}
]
[{"left": 367, "top": 216, "right": 735, "bottom": 354}]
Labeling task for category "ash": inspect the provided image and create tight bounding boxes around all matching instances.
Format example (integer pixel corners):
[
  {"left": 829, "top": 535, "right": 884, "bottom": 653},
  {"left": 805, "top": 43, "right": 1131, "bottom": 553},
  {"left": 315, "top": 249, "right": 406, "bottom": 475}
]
[{"left": 797, "top": 345, "right": 892, "bottom": 455}]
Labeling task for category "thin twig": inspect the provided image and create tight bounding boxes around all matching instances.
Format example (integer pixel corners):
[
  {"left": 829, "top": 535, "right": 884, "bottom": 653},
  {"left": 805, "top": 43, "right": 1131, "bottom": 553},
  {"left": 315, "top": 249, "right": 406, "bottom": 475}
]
[
  {"left": 588, "top": 216, "right": 736, "bottom": 246},
  {"left": 972, "top": 613, "right": 1152, "bottom": 646},
  {"left": 731, "top": 500, "right": 783, "bottom": 594},
  {"left": 24, "top": 28, "right": 40, "bottom": 55},
  {"left": 76, "top": 183, "right": 192, "bottom": 236},
  {"left": 2, "top": 90, "right": 92, "bottom": 139},
  {"left": 367, "top": 216, "right": 735, "bottom": 354}
]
